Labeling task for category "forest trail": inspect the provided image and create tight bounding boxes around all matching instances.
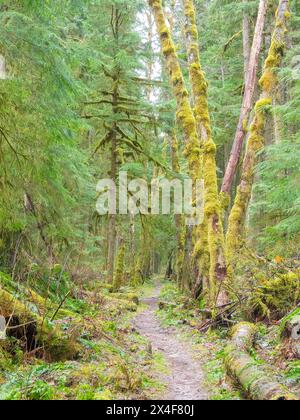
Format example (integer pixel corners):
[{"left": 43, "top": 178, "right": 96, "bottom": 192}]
[{"left": 134, "top": 283, "right": 209, "bottom": 400}]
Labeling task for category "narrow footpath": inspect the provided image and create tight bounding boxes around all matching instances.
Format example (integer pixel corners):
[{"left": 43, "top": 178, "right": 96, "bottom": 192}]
[{"left": 134, "top": 285, "right": 208, "bottom": 400}]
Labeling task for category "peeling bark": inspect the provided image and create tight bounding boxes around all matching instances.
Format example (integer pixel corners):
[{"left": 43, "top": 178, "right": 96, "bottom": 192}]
[
  {"left": 221, "top": 0, "right": 268, "bottom": 198},
  {"left": 226, "top": 0, "right": 290, "bottom": 270}
]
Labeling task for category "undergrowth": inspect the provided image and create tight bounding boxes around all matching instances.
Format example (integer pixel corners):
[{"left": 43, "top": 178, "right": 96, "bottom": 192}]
[{"left": 0, "top": 273, "right": 163, "bottom": 400}]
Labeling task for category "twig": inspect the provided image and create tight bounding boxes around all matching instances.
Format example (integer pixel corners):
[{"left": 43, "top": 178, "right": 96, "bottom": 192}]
[{"left": 50, "top": 291, "right": 71, "bottom": 322}]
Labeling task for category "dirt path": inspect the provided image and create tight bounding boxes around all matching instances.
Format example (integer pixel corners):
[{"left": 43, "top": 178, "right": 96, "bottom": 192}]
[{"left": 134, "top": 285, "right": 208, "bottom": 400}]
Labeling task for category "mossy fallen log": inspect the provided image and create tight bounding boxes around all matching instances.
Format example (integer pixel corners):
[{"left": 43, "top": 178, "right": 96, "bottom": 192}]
[
  {"left": 225, "top": 322, "right": 298, "bottom": 400},
  {"left": 0, "top": 287, "right": 80, "bottom": 361},
  {"left": 158, "top": 301, "right": 177, "bottom": 311},
  {"left": 109, "top": 292, "right": 139, "bottom": 306},
  {"left": 281, "top": 308, "right": 300, "bottom": 359}
]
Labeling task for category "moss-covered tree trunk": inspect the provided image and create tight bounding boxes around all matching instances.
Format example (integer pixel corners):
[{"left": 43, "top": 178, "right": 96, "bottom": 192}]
[
  {"left": 221, "top": 0, "right": 268, "bottom": 199},
  {"left": 106, "top": 70, "right": 120, "bottom": 284},
  {"left": 112, "top": 240, "right": 125, "bottom": 292},
  {"left": 148, "top": 0, "right": 201, "bottom": 184},
  {"left": 148, "top": 0, "right": 202, "bottom": 296},
  {"left": 183, "top": 0, "right": 228, "bottom": 307},
  {"left": 226, "top": 0, "right": 290, "bottom": 271},
  {"left": 0, "top": 287, "right": 79, "bottom": 361},
  {"left": 170, "top": 131, "right": 186, "bottom": 287}
]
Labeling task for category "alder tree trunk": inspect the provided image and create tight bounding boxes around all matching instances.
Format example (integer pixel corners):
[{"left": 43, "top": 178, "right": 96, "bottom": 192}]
[
  {"left": 226, "top": 0, "right": 290, "bottom": 270},
  {"left": 170, "top": 132, "right": 186, "bottom": 287},
  {"left": 148, "top": 0, "right": 201, "bottom": 185},
  {"left": 148, "top": 0, "right": 202, "bottom": 295},
  {"left": 107, "top": 116, "right": 118, "bottom": 283},
  {"left": 242, "top": 0, "right": 251, "bottom": 82},
  {"left": 183, "top": 0, "right": 228, "bottom": 307},
  {"left": 0, "top": 54, "right": 6, "bottom": 79},
  {"left": 221, "top": 0, "right": 268, "bottom": 198}
]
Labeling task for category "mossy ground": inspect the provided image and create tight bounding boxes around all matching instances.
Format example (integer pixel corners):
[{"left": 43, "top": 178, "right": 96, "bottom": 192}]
[{"left": 0, "top": 278, "right": 164, "bottom": 400}]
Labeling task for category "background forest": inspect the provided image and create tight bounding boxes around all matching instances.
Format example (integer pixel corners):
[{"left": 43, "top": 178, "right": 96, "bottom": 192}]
[{"left": 0, "top": 0, "right": 299, "bottom": 401}]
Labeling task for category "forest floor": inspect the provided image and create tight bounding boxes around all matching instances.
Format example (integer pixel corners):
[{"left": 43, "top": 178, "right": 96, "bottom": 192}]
[{"left": 2, "top": 276, "right": 299, "bottom": 400}]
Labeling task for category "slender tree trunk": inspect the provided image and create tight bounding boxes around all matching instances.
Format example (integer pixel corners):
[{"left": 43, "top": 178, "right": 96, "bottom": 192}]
[
  {"left": 148, "top": 0, "right": 201, "bottom": 187},
  {"left": 107, "top": 76, "right": 119, "bottom": 283},
  {"left": 0, "top": 55, "right": 6, "bottom": 79},
  {"left": 243, "top": 0, "right": 251, "bottom": 82},
  {"left": 183, "top": 0, "right": 228, "bottom": 307},
  {"left": 112, "top": 239, "right": 125, "bottom": 292},
  {"left": 170, "top": 132, "right": 185, "bottom": 286},
  {"left": 24, "top": 192, "right": 55, "bottom": 263},
  {"left": 149, "top": 0, "right": 203, "bottom": 297},
  {"left": 221, "top": 0, "right": 268, "bottom": 199},
  {"left": 226, "top": 0, "right": 290, "bottom": 270}
]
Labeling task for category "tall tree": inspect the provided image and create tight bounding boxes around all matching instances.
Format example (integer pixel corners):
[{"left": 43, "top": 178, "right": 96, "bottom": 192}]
[
  {"left": 226, "top": 0, "right": 290, "bottom": 270},
  {"left": 221, "top": 0, "right": 268, "bottom": 199}
]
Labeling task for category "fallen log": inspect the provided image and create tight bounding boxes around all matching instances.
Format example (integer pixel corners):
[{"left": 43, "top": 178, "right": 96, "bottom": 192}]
[
  {"left": 281, "top": 308, "right": 300, "bottom": 359},
  {"left": 0, "top": 287, "right": 80, "bottom": 361},
  {"left": 225, "top": 322, "right": 298, "bottom": 400}
]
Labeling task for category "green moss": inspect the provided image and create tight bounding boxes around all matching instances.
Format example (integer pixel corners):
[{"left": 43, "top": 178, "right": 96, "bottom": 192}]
[
  {"left": 226, "top": 1, "right": 290, "bottom": 275},
  {"left": 248, "top": 272, "right": 300, "bottom": 321},
  {"left": 0, "top": 287, "right": 80, "bottom": 361}
]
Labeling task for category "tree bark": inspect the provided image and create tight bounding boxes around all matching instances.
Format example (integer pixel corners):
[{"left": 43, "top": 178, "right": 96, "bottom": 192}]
[
  {"left": 225, "top": 322, "right": 298, "bottom": 400},
  {"left": 0, "top": 54, "right": 6, "bottom": 79},
  {"left": 149, "top": 0, "right": 203, "bottom": 297},
  {"left": 226, "top": 0, "right": 290, "bottom": 269},
  {"left": 148, "top": 0, "right": 201, "bottom": 188},
  {"left": 243, "top": 0, "right": 251, "bottom": 82},
  {"left": 183, "top": 0, "right": 228, "bottom": 307},
  {"left": 169, "top": 132, "right": 186, "bottom": 287},
  {"left": 221, "top": 0, "right": 268, "bottom": 198},
  {"left": 112, "top": 239, "right": 125, "bottom": 292}
]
